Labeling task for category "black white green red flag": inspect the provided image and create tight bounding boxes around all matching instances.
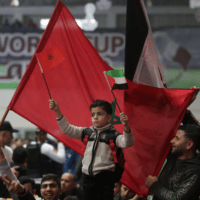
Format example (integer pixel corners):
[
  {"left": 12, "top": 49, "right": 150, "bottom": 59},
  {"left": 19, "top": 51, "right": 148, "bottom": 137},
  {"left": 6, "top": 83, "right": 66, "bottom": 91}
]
[{"left": 104, "top": 69, "right": 128, "bottom": 90}]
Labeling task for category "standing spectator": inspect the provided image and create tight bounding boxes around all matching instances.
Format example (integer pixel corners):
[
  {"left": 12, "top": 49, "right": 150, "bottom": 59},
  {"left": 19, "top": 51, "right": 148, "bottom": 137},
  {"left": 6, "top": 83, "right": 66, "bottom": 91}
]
[
  {"left": 26, "top": 127, "right": 66, "bottom": 178},
  {"left": 60, "top": 173, "right": 83, "bottom": 200},
  {"left": 0, "top": 121, "right": 19, "bottom": 199},
  {"left": 10, "top": 146, "right": 27, "bottom": 178},
  {"left": 114, "top": 184, "right": 135, "bottom": 200},
  {"left": 145, "top": 124, "right": 200, "bottom": 200}
]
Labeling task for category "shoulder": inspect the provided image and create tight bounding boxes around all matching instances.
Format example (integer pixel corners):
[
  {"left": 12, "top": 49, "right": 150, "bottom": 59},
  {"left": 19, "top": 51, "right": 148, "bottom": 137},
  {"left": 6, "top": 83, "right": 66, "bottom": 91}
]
[{"left": 41, "top": 143, "right": 54, "bottom": 153}]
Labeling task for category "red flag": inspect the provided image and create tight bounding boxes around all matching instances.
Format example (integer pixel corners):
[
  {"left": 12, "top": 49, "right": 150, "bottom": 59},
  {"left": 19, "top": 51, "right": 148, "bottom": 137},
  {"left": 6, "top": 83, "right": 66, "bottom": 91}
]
[
  {"left": 7, "top": 0, "right": 195, "bottom": 196},
  {"left": 7, "top": 0, "right": 124, "bottom": 155},
  {"left": 36, "top": 45, "right": 66, "bottom": 73}
]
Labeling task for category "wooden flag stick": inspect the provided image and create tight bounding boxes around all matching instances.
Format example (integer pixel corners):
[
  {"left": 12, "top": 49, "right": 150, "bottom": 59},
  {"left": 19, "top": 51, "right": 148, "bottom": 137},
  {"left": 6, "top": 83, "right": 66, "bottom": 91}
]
[
  {"left": 36, "top": 56, "right": 52, "bottom": 99},
  {"left": 0, "top": 109, "right": 9, "bottom": 127},
  {"left": 110, "top": 90, "right": 121, "bottom": 113}
]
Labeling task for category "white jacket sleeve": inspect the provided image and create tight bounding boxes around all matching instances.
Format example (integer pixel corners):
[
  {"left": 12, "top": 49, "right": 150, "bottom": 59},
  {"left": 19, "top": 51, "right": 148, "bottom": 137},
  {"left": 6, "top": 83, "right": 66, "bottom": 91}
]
[
  {"left": 41, "top": 142, "right": 66, "bottom": 163},
  {"left": 116, "top": 130, "right": 134, "bottom": 148}
]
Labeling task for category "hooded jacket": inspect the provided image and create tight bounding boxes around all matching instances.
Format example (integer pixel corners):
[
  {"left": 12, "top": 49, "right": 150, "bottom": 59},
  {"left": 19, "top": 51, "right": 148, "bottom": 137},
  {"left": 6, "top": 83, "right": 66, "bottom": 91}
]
[
  {"left": 150, "top": 153, "right": 200, "bottom": 200},
  {"left": 57, "top": 116, "right": 134, "bottom": 176}
]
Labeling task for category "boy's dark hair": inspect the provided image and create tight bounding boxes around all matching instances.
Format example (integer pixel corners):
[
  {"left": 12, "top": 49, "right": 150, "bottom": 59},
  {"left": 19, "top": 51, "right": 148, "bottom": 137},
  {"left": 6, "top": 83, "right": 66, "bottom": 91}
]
[
  {"left": 41, "top": 174, "right": 61, "bottom": 188},
  {"left": 18, "top": 176, "right": 35, "bottom": 189},
  {"left": 178, "top": 124, "right": 200, "bottom": 151},
  {"left": 13, "top": 146, "right": 27, "bottom": 164},
  {"left": 90, "top": 99, "right": 112, "bottom": 115}
]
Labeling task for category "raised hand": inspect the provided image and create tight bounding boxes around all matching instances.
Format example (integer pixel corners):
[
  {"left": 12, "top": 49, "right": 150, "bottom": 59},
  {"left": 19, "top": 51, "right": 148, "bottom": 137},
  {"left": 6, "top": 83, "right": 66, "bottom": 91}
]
[{"left": 0, "top": 174, "right": 25, "bottom": 194}]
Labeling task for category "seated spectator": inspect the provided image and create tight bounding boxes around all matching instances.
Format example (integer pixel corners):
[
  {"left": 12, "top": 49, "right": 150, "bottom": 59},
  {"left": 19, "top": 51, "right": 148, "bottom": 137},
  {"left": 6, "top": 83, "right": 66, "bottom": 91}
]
[
  {"left": 10, "top": 146, "right": 27, "bottom": 178},
  {"left": 60, "top": 172, "right": 83, "bottom": 200}
]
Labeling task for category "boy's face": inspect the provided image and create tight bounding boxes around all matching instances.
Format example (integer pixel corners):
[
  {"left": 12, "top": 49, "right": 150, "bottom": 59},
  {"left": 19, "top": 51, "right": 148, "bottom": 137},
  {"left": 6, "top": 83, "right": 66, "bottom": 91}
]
[{"left": 91, "top": 106, "right": 112, "bottom": 128}]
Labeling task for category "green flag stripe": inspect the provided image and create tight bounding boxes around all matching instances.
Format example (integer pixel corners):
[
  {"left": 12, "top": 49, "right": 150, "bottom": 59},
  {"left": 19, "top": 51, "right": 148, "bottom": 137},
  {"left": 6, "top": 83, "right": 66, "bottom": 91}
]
[{"left": 105, "top": 69, "right": 125, "bottom": 78}]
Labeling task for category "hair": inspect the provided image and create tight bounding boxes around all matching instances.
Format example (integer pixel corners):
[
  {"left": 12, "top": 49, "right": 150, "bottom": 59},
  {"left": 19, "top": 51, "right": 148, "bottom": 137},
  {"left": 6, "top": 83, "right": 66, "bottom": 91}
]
[
  {"left": 13, "top": 146, "right": 27, "bottom": 164},
  {"left": 18, "top": 176, "right": 35, "bottom": 189},
  {"left": 35, "top": 128, "right": 47, "bottom": 135},
  {"left": 89, "top": 99, "right": 112, "bottom": 115},
  {"left": 62, "top": 172, "right": 77, "bottom": 183},
  {"left": 178, "top": 124, "right": 200, "bottom": 151},
  {"left": 41, "top": 174, "right": 61, "bottom": 188}
]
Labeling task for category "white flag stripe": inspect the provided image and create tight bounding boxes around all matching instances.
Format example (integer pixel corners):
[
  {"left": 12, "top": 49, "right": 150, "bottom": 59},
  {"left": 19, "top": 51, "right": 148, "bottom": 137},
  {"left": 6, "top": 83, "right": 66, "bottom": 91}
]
[{"left": 114, "top": 77, "right": 127, "bottom": 85}]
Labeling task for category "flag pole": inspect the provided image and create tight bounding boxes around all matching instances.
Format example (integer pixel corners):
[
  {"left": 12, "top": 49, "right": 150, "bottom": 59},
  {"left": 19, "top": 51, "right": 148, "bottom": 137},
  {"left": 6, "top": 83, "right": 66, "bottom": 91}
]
[
  {"left": 36, "top": 56, "right": 52, "bottom": 99},
  {"left": 110, "top": 90, "right": 121, "bottom": 113},
  {"left": 104, "top": 71, "right": 122, "bottom": 113},
  {"left": 0, "top": 109, "right": 9, "bottom": 127}
]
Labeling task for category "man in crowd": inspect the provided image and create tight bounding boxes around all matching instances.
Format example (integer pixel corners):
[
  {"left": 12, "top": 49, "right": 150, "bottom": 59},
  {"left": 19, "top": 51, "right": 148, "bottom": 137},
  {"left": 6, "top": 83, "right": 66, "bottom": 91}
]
[
  {"left": 145, "top": 124, "right": 200, "bottom": 200},
  {"left": 26, "top": 127, "right": 66, "bottom": 178},
  {"left": 0, "top": 121, "right": 19, "bottom": 199},
  {"left": 60, "top": 172, "right": 83, "bottom": 200},
  {"left": 18, "top": 176, "right": 37, "bottom": 196}
]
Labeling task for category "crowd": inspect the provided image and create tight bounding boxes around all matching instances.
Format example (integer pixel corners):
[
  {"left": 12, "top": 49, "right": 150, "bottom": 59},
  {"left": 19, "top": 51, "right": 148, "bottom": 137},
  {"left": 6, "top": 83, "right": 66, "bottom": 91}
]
[{"left": 0, "top": 95, "right": 200, "bottom": 200}]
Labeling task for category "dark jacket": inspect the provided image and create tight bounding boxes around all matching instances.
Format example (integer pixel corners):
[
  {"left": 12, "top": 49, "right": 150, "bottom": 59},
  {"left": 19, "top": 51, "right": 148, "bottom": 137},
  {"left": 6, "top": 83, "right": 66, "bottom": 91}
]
[{"left": 150, "top": 154, "right": 200, "bottom": 200}]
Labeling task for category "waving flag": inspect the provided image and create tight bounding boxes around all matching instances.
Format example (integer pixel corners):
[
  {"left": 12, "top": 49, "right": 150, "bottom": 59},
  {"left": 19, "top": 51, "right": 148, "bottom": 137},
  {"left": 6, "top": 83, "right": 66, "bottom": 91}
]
[
  {"left": 104, "top": 69, "right": 128, "bottom": 90},
  {"left": 5, "top": 0, "right": 196, "bottom": 196},
  {"left": 36, "top": 45, "right": 66, "bottom": 73},
  {"left": 125, "top": 0, "right": 166, "bottom": 88}
]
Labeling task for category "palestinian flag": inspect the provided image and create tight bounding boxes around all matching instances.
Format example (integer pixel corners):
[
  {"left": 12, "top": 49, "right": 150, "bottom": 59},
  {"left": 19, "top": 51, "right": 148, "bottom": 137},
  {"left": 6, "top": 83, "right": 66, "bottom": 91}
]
[
  {"left": 104, "top": 69, "right": 128, "bottom": 90},
  {"left": 125, "top": 0, "right": 166, "bottom": 88}
]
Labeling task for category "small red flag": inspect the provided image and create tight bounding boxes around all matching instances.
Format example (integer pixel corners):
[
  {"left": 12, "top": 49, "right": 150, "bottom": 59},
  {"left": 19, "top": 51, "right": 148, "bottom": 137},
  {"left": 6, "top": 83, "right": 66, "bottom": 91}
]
[{"left": 36, "top": 45, "right": 66, "bottom": 73}]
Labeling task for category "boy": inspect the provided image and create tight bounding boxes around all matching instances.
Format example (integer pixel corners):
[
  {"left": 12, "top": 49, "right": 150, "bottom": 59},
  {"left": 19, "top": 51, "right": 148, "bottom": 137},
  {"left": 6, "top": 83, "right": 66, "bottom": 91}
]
[{"left": 49, "top": 99, "right": 134, "bottom": 200}]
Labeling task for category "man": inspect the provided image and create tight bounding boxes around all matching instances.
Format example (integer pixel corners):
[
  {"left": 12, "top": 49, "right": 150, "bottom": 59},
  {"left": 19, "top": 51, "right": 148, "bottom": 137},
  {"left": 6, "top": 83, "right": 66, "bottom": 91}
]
[
  {"left": 60, "top": 172, "right": 83, "bottom": 200},
  {"left": 145, "top": 124, "right": 200, "bottom": 200},
  {"left": 18, "top": 176, "right": 37, "bottom": 196},
  {"left": 0, "top": 173, "right": 62, "bottom": 200},
  {"left": 0, "top": 121, "right": 19, "bottom": 199},
  {"left": 26, "top": 127, "right": 66, "bottom": 178},
  {"left": 114, "top": 184, "right": 135, "bottom": 200}
]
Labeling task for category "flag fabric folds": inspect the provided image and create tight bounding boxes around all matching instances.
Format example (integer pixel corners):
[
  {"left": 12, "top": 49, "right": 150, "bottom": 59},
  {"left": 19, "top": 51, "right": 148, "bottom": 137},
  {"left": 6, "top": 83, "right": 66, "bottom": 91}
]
[
  {"left": 36, "top": 45, "right": 66, "bottom": 73},
  {"left": 125, "top": 0, "right": 166, "bottom": 88},
  {"left": 6, "top": 0, "right": 196, "bottom": 196},
  {"left": 104, "top": 69, "right": 128, "bottom": 90}
]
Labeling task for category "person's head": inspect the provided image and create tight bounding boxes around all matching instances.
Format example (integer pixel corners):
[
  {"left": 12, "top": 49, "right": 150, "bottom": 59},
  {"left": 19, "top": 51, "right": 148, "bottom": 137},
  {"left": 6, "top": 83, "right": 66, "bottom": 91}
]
[
  {"left": 40, "top": 174, "right": 62, "bottom": 200},
  {"left": 36, "top": 127, "right": 47, "bottom": 143},
  {"left": 13, "top": 146, "right": 28, "bottom": 166},
  {"left": 61, "top": 173, "right": 77, "bottom": 195},
  {"left": 114, "top": 182, "right": 121, "bottom": 197},
  {"left": 0, "top": 121, "right": 18, "bottom": 146},
  {"left": 18, "top": 176, "right": 36, "bottom": 195},
  {"left": 120, "top": 184, "right": 135, "bottom": 200},
  {"left": 89, "top": 99, "right": 112, "bottom": 128},
  {"left": 171, "top": 124, "right": 200, "bottom": 158}
]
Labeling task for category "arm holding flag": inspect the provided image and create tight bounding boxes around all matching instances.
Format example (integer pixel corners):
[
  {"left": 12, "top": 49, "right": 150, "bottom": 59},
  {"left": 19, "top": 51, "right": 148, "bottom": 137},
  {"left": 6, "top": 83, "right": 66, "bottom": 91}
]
[
  {"left": 115, "top": 113, "right": 135, "bottom": 148},
  {"left": 49, "top": 99, "right": 84, "bottom": 140}
]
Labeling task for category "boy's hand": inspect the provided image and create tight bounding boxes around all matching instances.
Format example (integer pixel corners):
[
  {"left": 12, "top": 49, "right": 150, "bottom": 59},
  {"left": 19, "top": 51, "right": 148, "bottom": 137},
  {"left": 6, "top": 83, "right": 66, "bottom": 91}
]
[
  {"left": 49, "top": 99, "right": 63, "bottom": 119},
  {"left": 120, "top": 112, "right": 131, "bottom": 133}
]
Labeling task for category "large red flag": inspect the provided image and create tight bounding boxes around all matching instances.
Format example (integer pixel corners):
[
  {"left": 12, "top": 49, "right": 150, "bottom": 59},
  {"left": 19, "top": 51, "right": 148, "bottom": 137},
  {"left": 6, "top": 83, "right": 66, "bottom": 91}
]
[{"left": 7, "top": 0, "right": 195, "bottom": 196}]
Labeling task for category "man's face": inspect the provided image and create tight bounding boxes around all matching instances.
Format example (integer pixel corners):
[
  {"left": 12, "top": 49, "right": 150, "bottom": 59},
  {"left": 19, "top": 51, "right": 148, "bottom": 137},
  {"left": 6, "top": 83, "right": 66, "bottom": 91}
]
[
  {"left": 170, "top": 130, "right": 190, "bottom": 157},
  {"left": 40, "top": 179, "right": 61, "bottom": 200},
  {"left": 61, "top": 173, "right": 76, "bottom": 194},
  {"left": 3, "top": 131, "right": 13, "bottom": 146},
  {"left": 91, "top": 106, "right": 112, "bottom": 128},
  {"left": 120, "top": 184, "right": 135, "bottom": 200},
  {"left": 114, "top": 182, "right": 121, "bottom": 197},
  {"left": 23, "top": 182, "right": 35, "bottom": 195}
]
